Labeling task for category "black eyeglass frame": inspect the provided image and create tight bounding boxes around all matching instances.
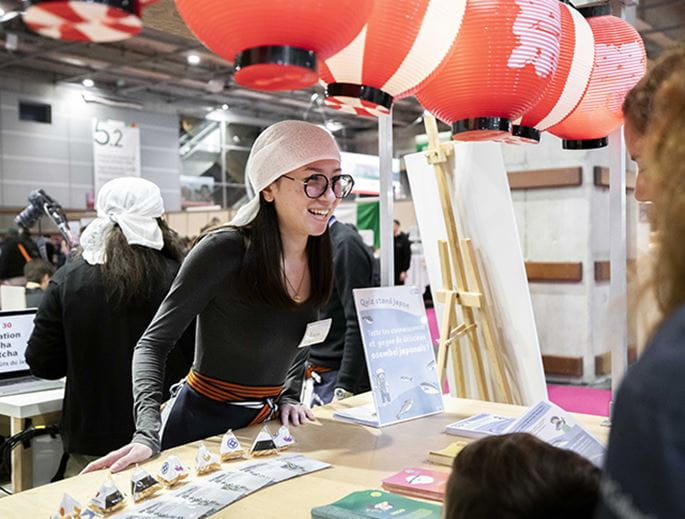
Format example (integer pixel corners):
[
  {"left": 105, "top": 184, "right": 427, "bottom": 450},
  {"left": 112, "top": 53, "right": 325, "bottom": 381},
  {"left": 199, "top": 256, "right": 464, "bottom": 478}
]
[{"left": 281, "top": 173, "right": 355, "bottom": 199}]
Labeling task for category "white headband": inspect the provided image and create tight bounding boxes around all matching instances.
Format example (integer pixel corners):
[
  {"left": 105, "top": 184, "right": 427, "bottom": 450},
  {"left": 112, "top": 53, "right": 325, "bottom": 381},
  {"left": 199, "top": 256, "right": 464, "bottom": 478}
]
[
  {"left": 81, "top": 177, "right": 165, "bottom": 265},
  {"left": 230, "top": 120, "right": 341, "bottom": 227}
]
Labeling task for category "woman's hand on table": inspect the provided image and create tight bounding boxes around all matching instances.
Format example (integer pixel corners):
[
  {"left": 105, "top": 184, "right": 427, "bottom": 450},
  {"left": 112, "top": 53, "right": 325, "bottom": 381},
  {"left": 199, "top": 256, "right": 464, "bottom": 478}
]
[
  {"left": 279, "top": 402, "right": 315, "bottom": 426},
  {"left": 80, "top": 442, "right": 153, "bottom": 474}
]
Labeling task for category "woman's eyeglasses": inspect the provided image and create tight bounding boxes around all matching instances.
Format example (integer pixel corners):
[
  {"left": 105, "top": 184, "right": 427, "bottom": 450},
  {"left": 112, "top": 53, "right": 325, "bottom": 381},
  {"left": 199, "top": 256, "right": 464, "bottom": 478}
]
[{"left": 281, "top": 173, "right": 355, "bottom": 199}]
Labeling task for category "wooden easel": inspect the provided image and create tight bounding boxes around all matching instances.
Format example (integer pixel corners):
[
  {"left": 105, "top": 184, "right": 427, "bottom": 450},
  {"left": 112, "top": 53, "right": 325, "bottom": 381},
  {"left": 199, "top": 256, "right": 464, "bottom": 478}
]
[{"left": 423, "top": 115, "right": 514, "bottom": 404}]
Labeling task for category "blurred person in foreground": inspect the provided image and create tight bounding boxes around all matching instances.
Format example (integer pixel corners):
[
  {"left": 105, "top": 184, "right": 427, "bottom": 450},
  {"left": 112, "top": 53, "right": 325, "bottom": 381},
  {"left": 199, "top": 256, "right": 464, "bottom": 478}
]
[
  {"left": 444, "top": 433, "right": 600, "bottom": 519},
  {"left": 596, "top": 63, "right": 685, "bottom": 519},
  {"left": 25, "top": 177, "right": 195, "bottom": 477}
]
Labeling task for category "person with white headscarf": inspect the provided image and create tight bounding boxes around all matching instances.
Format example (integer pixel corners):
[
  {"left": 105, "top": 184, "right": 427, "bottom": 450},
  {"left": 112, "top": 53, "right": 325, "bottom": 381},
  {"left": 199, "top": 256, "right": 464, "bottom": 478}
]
[
  {"left": 25, "top": 177, "right": 194, "bottom": 477},
  {"left": 83, "top": 120, "right": 355, "bottom": 474}
]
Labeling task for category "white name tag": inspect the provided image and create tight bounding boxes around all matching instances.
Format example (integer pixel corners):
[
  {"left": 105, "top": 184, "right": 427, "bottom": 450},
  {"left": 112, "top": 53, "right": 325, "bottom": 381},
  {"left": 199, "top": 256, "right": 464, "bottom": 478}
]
[{"left": 297, "top": 318, "right": 332, "bottom": 348}]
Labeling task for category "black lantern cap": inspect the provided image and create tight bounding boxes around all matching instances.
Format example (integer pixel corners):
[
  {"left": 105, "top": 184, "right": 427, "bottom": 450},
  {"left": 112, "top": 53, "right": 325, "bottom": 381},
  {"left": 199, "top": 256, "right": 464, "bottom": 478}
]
[
  {"left": 235, "top": 45, "right": 316, "bottom": 74},
  {"left": 563, "top": 137, "right": 608, "bottom": 149},
  {"left": 512, "top": 125, "right": 541, "bottom": 143},
  {"left": 325, "top": 83, "right": 394, "bottom": 110},
  {"left": 452, "top": 117, "right": 512, "bottom": 136}
]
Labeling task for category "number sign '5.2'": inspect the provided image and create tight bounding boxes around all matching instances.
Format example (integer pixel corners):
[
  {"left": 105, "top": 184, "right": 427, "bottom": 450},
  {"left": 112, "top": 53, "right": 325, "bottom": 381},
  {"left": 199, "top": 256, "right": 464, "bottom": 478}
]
[{"left": 93, "top": 120, "right": 124, "bottom": 147}]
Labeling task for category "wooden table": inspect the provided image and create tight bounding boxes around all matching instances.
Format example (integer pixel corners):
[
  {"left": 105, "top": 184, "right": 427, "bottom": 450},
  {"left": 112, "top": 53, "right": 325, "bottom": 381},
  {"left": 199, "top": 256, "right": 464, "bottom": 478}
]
[
  {"left": 0, "top": 394, "right": 609, "bottom": 517},
  {"left": 0, "top": 387, "right": 64, "bottom": 493}
]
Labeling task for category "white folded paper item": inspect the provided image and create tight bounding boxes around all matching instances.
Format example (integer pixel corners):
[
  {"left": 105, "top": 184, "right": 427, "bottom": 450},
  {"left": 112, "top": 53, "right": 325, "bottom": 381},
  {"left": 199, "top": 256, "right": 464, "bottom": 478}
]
[
  {"left": 220, "top": 429, "right": 246, "bottom": 460},
  {"left": 445, "top": 413, "right": 515, "bottom": 438},
  {"left": 195, "top": 443, "right": 221, "bottom": 474},
  {"left": 332, "top": 403, "right": 380, "bottom": 427},
  {"left": 273, "top": 425, "right": 295, "bottom": 449},
  {"left": 249, "top": 425, "right": 278, "bottom": 456}
]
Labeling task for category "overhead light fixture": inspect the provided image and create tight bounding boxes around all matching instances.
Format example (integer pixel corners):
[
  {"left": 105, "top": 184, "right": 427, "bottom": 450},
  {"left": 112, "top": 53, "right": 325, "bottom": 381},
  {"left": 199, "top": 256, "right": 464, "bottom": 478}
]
[
  {"left": 82, "top": 78, "right": 94, "bottom": 88},
  {"left": 221, "top": 104, "right": 229, "bottom": 110},
  {"left": 187, "top": 54, "right": 201, "bottom": 65}
]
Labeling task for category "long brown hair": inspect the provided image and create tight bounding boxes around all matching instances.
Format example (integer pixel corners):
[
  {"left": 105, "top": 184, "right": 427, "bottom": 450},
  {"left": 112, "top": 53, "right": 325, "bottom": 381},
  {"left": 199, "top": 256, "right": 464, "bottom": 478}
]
[
  {"left": 198, "top": 195, "right": 333, "bottom": 310},
  {"left": 623, "top": 45, "right": 685, "bottom": 134},
  {"left": 647, "top": 68, "right": 685, "bottom": 319},
  {"left": 101, "top": 218, "right": 184, "bottom": 306}
]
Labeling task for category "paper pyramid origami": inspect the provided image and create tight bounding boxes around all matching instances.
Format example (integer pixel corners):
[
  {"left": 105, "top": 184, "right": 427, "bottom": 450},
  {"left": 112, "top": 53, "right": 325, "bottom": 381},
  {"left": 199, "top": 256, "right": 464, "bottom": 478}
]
[
  {"left": 220, "top": 429, "right": 246, "bottom": 461},
  {"left": 195, "top": 443, "right": 221, "bottom": 475},
  {"left": 130, "top": 466, "right": 162, "bottom": 502},
  {"left": 158, "top": 454, "right": 189, "bottom": 487},
  {"left": 273, "top": 425, "right": 295, "bottom": 450},
  {"left": 89, "top": 477, "right": 126, "bottom": 515},
  {"left": 249, "top": 425, "right": 278, "bottom": 457}
]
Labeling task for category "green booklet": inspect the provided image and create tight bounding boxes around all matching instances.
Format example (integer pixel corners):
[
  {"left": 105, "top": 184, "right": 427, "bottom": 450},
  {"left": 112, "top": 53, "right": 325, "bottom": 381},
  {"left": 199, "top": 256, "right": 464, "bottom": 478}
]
[{"left": 311, "top": 489, "right": 442, "bottom": 518}]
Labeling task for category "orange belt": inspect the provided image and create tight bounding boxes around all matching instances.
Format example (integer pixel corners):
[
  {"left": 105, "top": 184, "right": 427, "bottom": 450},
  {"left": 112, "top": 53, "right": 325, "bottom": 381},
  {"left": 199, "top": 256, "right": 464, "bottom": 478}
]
[
  {"left": 304, "top": 363, "right": 333, "bottom": 380},
  {"left": 186, "top": 369, "right": 282, "bottom": 425}
]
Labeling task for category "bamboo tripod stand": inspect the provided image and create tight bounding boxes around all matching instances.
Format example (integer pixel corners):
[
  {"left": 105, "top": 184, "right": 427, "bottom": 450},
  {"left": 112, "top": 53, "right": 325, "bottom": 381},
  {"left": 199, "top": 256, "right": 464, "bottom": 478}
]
[{"left": 422, "top": 115, "right": 514, "bottom": 404}]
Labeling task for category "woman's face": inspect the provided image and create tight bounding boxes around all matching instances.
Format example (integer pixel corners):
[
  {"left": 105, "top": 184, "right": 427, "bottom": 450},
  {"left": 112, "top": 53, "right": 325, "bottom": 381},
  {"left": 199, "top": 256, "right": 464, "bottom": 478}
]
[
  {"left": 263, "top": 159, "right": 342, "bottom": 240},
  {"left": 625, "top": 119, "right": 657, "bottom": 202}
]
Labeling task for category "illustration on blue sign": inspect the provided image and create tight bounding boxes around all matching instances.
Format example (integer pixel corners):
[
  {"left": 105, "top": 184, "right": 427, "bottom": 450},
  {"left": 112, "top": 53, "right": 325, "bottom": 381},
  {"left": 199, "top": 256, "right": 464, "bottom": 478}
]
[{"left": 354, "top": 285, "right": 444, "bottom": 426}]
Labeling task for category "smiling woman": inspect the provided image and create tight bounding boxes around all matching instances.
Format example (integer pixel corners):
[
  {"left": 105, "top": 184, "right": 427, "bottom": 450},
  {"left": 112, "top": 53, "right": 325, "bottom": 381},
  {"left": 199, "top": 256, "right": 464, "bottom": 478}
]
[{"left": 83, "top": 121, "right": 352, "bottom": 474}]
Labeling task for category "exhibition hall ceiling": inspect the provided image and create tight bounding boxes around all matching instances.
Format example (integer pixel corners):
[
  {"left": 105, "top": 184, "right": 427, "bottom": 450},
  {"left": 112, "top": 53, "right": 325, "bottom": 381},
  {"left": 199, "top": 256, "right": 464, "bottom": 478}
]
[{"left": 0, "top": 0, "right": 682, "bottom": 134}]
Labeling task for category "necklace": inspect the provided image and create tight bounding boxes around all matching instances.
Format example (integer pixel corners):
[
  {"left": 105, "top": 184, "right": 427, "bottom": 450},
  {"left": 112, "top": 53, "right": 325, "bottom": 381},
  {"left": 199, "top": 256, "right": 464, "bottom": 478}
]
[{"left": 283, "top": 262, "right": 306, "bottom": 303}]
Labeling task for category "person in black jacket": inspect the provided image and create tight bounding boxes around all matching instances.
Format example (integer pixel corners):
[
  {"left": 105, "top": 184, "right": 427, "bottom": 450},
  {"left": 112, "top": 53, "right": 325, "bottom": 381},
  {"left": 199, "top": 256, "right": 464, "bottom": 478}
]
[
  {"left": 306, "top": 218, "right": 375, "bottom": 404},
  {"left": 393, "top": 219, "right": 412, "bottom": 285},
  {"left": 0, "top": 227, "right": 39, "bottom": 285},
  {"left": 25, "top": 177, "right": 194, "bottom": 477}
]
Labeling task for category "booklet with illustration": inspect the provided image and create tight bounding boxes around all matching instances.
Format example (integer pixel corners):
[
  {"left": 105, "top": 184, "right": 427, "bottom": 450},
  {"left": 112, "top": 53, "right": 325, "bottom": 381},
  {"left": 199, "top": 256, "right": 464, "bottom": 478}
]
[
  {"left": 507, "top": 400, "right": 606, "bottom": 466},
  {"left": 311, "top": 489, "right": 442, "bottom": 518},
  {"left": 440, "top": 401, "right": 605, "bottom": 467},
  {"left": 445, "top": 413, "right": 515, "bottom": 438},
  {"left": 381, "top": 468, "right": 449, "bottom": 502},
  {"left": 333, "top": 286, "right": 443, "bottom": 427}
]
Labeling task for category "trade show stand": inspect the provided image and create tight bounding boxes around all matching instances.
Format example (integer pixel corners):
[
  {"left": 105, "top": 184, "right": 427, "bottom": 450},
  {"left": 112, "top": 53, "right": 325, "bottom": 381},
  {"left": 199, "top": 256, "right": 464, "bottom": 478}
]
[{"left": 0, "top": 393, "right": 609, "bottom": 517}]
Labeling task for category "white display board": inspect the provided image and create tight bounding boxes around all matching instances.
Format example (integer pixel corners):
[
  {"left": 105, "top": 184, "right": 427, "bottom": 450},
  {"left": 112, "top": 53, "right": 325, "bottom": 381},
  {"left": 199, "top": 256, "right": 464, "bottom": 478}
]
[
  {"left": 92, "top": 118, "right": 141, "bottom": 195},
  {"left": 405, "top": 142, "right": 547, "bottom": 405}
]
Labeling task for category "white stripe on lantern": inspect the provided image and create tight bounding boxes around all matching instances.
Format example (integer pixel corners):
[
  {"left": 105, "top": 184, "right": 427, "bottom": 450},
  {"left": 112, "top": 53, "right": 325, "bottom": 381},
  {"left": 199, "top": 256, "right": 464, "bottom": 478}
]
[
  {"left": 536, "top": 5, "right": 595, "bottom": 131},
  {"left": 324, "top": 25, "right": 368, "bottom": 85},
  {"left": 30, "top": 25, "right": 63, "bottom": 39},
  {"left": 75, "top": 19, "right": 141, "bottom": 42},
  {"left": 69, "top": 2, "right": 109, "bottom": 21},
  {"left": 382, "top": 0, "right": 467, "bottom": 96},
  {"left": 23, "top": 6, "right": 72, "bottom": 26}
]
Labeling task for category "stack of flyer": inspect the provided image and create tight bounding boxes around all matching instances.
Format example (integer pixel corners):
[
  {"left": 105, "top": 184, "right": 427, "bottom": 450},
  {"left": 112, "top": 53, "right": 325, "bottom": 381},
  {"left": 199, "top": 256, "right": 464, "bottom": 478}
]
[
  {"left": 443, "top": 401, "right": 605, "bottom": 466},
  {"left": 381, "top": 468, "right": 449, "bottom": 502}
]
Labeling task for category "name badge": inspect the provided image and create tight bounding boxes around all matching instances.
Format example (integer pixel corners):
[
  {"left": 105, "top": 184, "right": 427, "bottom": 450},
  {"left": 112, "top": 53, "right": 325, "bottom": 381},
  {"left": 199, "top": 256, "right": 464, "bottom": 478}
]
[{"left": 298, "top": 318, "right": 332, "bottom": 348}]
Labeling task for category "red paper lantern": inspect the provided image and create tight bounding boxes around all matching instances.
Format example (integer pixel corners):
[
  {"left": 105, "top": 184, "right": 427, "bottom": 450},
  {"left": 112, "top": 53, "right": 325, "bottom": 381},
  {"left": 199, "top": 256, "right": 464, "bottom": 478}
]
[
  {"left": 509, "top": 2, "right": 595, "bottom": 144},
  {"left": 23, "top": 0, "right": 145, "bottom": 42},
  {"left": 320, "top": 0, "right": 467, "bottom": 118},
  {"left": 176, "top": 0, "right": 374, "bottom": 92},
  {"left": 548, "top": 6, "right": 646, "bottom": 149},
  {"left": 415, "top": 0, "right": 562, "bottom": 142}
]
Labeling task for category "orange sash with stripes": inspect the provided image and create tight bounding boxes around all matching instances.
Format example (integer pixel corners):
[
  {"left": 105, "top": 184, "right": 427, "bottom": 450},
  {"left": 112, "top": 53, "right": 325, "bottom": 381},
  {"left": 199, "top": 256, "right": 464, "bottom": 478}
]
[
  {"left": 304, "top": 363, "right": 333, "bottom": 380},
  {"left": 186, "top": 369, "right": 282, "bottom": 425}
]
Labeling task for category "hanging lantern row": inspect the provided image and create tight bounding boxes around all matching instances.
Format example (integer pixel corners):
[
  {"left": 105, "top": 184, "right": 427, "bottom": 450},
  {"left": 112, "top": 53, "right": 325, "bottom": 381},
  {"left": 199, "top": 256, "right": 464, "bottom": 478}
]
[
  {"left": 507, "top": 1, "right": 595, "bottom": 145},
  {"left": 22, "top": 0, "right": 160, "bottom": 42},
  {"left": 175, "top": 0, "right": 373, "bottom": 91},
  {"left": 319, "top": 0, "right": 466, "bottom": 118},
  {"left": 415, "top": 0, "right": 563, "bottom": 142},
  {"left": 548, "top": 4, "right": 646, "bottom": 149},
  {"left": 22, "top": 0, "right": 646, "bottom": 150}
]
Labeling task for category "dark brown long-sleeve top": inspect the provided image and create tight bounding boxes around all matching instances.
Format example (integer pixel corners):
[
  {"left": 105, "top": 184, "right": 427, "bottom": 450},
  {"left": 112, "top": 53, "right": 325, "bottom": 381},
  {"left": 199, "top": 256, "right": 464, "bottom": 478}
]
[{"left": 132, "top": 229, "right": 315, "bottom": 454}]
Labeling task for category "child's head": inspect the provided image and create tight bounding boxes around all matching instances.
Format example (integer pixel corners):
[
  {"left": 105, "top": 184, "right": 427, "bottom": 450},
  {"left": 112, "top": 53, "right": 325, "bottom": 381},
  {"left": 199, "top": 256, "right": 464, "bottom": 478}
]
[{"left": 444, "top": 433, "right": 600, "bottom": 519}]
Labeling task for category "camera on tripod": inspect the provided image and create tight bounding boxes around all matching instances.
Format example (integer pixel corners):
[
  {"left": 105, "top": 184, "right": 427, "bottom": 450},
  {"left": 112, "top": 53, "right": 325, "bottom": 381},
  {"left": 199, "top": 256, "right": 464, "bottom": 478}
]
[{"left": 15, "top": 190, "right": 75, "bottom": 249}]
